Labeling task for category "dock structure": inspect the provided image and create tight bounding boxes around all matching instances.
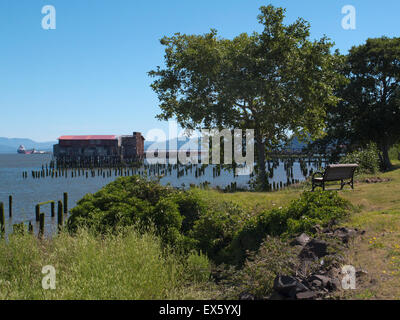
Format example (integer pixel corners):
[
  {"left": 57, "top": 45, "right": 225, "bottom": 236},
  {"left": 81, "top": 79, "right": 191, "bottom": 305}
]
[{"left": 53, "top": 132, "right": 145, "bottom": 166}]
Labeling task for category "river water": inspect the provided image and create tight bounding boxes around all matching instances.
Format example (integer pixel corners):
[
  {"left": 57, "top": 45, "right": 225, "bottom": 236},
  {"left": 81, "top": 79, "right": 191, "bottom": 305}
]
[{"left": 0, "top": 154, "right": 320, "bottom": 236}]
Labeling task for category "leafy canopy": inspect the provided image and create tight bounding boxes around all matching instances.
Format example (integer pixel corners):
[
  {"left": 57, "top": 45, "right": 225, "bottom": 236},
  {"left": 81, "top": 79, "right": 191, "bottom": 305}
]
[
  {"left": 315, "top": 37, "right": 400, "bottom": 169},
  {"left": 149, "top": 5, "right": 345, "bottom": 148}
]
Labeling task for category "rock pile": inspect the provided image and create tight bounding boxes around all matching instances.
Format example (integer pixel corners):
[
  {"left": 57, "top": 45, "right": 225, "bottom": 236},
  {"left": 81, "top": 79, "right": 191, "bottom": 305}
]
[
  {"left": 270, "top": 225, "right": 365, "bottom": 300},
  {"left": 358, "top": 177, "right": 390, "bottom": 184}
]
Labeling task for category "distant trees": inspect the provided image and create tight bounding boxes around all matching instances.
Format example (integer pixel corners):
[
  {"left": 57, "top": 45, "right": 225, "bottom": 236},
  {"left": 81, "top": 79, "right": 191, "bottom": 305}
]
[
  {"left": 315, "top": 37, "right": 400, "bottom": 170},
  {"left": 149, "top": 5, "right": 344, "bottom": 190}
]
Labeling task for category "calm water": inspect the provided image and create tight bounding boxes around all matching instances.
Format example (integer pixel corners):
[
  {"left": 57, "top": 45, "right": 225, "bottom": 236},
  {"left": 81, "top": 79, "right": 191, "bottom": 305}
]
[{"left": 0, "top": 154, "right": 319, "bottom": 236}]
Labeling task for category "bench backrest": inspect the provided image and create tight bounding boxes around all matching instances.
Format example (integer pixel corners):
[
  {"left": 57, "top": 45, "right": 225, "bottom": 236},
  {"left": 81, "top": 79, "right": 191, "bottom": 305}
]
[{"left": 323, "top": 164, "right": 358, "bottom": 181}]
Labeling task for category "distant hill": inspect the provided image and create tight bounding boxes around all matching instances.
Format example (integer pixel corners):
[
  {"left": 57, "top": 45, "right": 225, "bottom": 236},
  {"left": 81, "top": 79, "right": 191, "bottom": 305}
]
[
  {"left": 144, "top": 135, "right": 309, "bottom": 151},
  {"left": 0, "top": 137, "right": 56, "bottom": 154},
  {"left": 144, "top": 137, "right": 199, "bottom": 151},
  {"left": 285, "top": 136, "right": 309, "bottom": 151}
]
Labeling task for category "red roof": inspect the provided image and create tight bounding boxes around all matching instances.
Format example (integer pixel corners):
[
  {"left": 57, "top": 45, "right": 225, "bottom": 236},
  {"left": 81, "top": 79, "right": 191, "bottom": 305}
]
[{"left": 58, "top": 135, "right": 117, "bottom": 140}]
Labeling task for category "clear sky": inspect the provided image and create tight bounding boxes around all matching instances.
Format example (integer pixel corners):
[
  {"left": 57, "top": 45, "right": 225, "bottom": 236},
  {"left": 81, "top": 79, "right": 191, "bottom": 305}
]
[{"left": 0, "top": 0, "right": 399, "bottom": 141}]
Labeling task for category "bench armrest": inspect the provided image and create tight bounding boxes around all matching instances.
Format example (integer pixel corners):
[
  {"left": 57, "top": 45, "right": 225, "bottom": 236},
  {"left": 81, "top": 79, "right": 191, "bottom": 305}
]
[{"left": 312, "top": 171, "right": 324, "bottom": 179}]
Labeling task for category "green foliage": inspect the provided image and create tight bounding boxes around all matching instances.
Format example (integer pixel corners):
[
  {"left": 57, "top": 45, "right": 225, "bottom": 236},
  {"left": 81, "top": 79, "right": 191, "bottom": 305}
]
[
  {"left": 189, "top": 201, "right": 246, "bottom": 264},
  {"left": 218, "top": 237, "right": 298, "bottom": 299},
  {"left": 185, "top": 251, "right": 212, "bottom": 283},
  {"left": 320, "top": 37, "right": 400, "bottom": 170},
  {"left": 389, "top": 143, "right": 400, "bottom": 161},
  {"left": 68, "top": 176, "right": 208, "bottom": 250},
  {"left": 284, "top": 190, "right": 351, "bottom": 233},
  {"left": 171, "top": 189, "right": 208, "bottom": 233},
  {"left": 340, "top": 143, "right": 381, "bottom": 174},
  {"left": 0, "top": 228, "right": 214, "bottom": 299},
  {"left": 230, "top": 190, "right": 351, "bottom": 263}
]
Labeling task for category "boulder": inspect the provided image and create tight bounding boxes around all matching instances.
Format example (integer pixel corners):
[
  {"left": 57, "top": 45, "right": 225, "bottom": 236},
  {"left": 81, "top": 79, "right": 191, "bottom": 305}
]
[
  {"left": 299, "top": 239, "right": 329, "bottom": 260},
  {"left": 273, "top": 275, "right": 308, "bottom": 297},
  {"left": 311, "top": 280, "right": 322, "bottom": 288},
  {"left": 295, "top": 290, "right": 317, "bottom": 300},
  {"left": 308, "top": 275, "right": 331, "bottom": 288},
  {"left": 290, "top": 233, "right": 311, "bottom": 247},
  {"left": 311, "top": 224, "right": 322, "bottom": 234},
  {"left": 333, "top": 227, "right": 357, "bottom": 243},
  {"left": 329, "top": 278, "right": 341, "bottom": 291}
]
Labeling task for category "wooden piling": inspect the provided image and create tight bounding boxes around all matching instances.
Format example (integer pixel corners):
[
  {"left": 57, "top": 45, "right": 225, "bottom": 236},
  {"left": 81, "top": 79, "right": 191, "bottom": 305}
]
[
  {"left": 0, "top": 202, "right": 5, "bottom": 234},
  {"left": 28, "top": 221, "right": 33, "bottom": 234},
  {"left": 57, "top": 200, "right": 63, "bottom": 231},
  {"left": 39, "top": 213, "right": 45, "bottom": 238},
  {"left": 51, "top": 201, "right": 55, "bottom": 217},
  {"left": 35, "top": 204, "right": 40, "bottom": 222},
  {"left": 63, "top": 192, "right": 68, "bottom": 214},
  {"left": 9, "top": 195, "right": 12, "bottom": 217}
]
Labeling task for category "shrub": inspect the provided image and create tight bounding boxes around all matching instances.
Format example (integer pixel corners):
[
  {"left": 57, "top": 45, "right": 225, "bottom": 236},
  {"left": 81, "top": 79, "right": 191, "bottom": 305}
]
[
  {"left": 171, "top": 189, "right": 208, "bottom": 234},
  {"left": 218, "top": 237, "right": 298, "bottom": 299},
  {"left": 188, "top": 201, "right": 246, "bottom": 264},
  {"left": 142, "top": 197, "right": 183, "bottom": 245},
  {"left": 389, "top": 143, "right": 400, "bottom": 161},
  {"left": 185, "top": 251, "right": 212, "bottom": 283},
  {"left": 67, "top": 176, "right": 173, "bottom": 233},
  {"left": 230, "top": 190, "right": 351, "bottom": 264},
  {"left": 340, "top": 143, "right": 380, "bottom": 174},
  {"left": 285, "top": 189, "right": 351, "bottom": 234},
  {"left": 67, "top": 176, "right": 208, "bottom": 250}
]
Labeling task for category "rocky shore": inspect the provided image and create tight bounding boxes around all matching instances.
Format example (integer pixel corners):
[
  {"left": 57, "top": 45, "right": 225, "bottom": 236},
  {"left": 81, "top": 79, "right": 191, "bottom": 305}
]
[{"left": 269, "top": 224, "right": 366, "bottom": 300}]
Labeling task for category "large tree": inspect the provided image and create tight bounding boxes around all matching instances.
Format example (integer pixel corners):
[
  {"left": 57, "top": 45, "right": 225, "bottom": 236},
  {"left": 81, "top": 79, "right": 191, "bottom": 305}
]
[
  {"left": 315, "top": 37, "right": 400, "bottom": 170},
  {"left": 149, "top": 5, "right": 344, "bottom": 190}
]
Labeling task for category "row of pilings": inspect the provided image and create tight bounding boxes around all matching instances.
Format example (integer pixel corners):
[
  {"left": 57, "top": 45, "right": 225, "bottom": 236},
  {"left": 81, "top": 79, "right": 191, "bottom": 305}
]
[
  {"left": 22, "top": 157, "right": 324, "bottom": 182},
  {"left": 0, "top": 193, "right": 69, "bottom": 239}
]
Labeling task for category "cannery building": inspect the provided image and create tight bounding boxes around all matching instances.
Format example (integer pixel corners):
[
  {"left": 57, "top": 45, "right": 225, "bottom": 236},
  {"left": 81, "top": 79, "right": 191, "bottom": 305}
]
[{"left": 53, "top": 132, "right": 145, "bottom": 162}]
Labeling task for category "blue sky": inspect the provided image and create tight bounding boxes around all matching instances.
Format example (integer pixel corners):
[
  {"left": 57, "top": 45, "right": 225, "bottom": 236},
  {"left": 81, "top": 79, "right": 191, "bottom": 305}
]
[{"left": 0, "top": 0, "right": 399, "bottom": 142}]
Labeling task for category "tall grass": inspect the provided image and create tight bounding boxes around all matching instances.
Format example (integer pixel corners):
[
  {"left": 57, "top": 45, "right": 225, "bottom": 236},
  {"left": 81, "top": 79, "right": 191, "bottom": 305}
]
[{"left": 0, "top": 228, "right": 213, "bottom": 300}]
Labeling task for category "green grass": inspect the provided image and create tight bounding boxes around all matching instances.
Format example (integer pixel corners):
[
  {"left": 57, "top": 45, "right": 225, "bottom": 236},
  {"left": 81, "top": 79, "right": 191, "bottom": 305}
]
[{"left": 0, "top": 228, "right": 215, "bottom": 299}]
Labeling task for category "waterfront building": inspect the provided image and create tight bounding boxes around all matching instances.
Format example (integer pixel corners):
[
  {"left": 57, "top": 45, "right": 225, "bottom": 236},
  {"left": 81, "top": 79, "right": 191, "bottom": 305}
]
[{"left": 53, "top": 132, "right": 145, "bottom": 162}]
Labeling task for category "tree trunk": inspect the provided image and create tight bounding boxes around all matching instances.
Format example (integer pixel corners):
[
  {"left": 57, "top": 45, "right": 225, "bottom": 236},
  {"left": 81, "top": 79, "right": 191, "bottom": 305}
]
[
  {"left": 255, "top": 130, "right": 268, "bottom": 191},
  {"left": 380, "top": 143, "right": 392, "bottom": 171}
]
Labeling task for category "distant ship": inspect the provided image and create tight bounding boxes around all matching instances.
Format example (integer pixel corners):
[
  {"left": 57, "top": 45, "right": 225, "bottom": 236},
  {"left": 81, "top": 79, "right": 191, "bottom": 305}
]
[{"left": 17, "top": 145, "right": 49, "bottom": 154}]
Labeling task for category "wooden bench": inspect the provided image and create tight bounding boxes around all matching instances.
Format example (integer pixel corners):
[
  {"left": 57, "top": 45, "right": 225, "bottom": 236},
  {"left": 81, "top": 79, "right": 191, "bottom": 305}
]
[{"left": 312, "top": 164, "right": 358, "bottom": 191}]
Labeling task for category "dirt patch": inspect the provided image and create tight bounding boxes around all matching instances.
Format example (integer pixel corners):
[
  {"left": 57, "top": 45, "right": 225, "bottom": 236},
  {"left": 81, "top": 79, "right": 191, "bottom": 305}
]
[{"left": 356, "top": 177, "right": 391, "bottom": 184}]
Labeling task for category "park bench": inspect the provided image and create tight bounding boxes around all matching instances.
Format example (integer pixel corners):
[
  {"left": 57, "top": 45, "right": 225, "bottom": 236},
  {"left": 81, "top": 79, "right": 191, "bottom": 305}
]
[{"left": 312, "top": 164, "right": 358, "bottom": 191}]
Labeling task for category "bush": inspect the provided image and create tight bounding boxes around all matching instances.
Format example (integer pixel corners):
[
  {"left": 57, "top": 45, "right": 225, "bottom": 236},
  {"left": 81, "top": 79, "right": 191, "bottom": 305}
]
[
  {"left": 389, "top": 143, "right": 400, "bottom": 161},
  {"left": 284, "top": 189, "right": 351, "bottom": 234},
  {"left": 218, "top": 237, "right": 298, "bottom": 299},
  {"left": 68, "top": 176, "right": 208, "bottom": 250},
  {"left": 189, "top": 201, "right": 246, "bottom": 264},
  {"left": 230, "top": 190, "right": 351, "bottom": 264},
  {"left": 340, "top": 143, "right": 380, "bottom": 174},
  {"left": 185, "top": 251, "right": 212, "bottom": 283},
  {"left": 171, "top": 189, "right": 208, "bottom": 234}
]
